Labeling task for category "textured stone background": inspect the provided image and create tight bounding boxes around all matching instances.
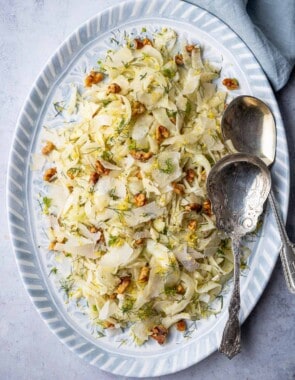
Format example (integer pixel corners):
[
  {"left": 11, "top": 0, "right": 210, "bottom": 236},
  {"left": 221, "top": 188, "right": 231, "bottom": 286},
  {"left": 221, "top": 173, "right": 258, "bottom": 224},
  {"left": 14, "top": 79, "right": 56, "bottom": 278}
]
[{"left": 0, "top": 1, "right": 294, "bottom": 379}]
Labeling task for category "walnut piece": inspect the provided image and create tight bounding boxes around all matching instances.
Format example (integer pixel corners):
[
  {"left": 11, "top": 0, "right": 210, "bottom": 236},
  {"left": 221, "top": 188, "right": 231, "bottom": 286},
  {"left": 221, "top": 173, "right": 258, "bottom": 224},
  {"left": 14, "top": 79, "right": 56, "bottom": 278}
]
[
  {"left": 138, "top": 265, "right": 149, "bottom": 283},
  {"left": 186, "top": 169, "right": 196, "bottom": 184},
  {"left": 43, "top": 167, "right": 57, "bottom": 182},
  {"left": 116, "top": 276, "right": 131, "bottom": 294},
  {"left": 134, "top": 38, "right": 153, "bottom": 49},
  {"left": 132, "top": 101, "right": 146, "bottom": 116},
  {"left": 222, "top": 78, "right": 239, "bottom": 90},
  {"left": 89, "top": 172, "right": 100, "bottom": 185},
  {"left": 156, "top": 125, "right": 170, "bottom": 143},
  {"left": 172, "top": 182, "right": 185, "bottom": 195},
  {"left": 176, "top": 283, "right": 185, "bottom": 294},
  {"left": 143, "top": 38, "right": 153, "bottom": 46},
  {"left": 175, "top": 54, "right": 184, "bottom": 65},
  {"left": 188, "top": 219, "right": 198, "bottom": 231},
  {"left": 151, "top": 325, "right": 168, "bottom": 345},
  {"left": 134, "top": 193, "right": 146, "bottom": 207},
  {"left": 185, "top": 203, "right": 202, "bottom": 212},
  {"left": 89, "top": 226, "right": 98, "bottom": 233},
  {"left": 134, "top": 38, "right": 144, "bottom": 49},
  {"left": 84, "top": 71, "right": 104, "bottom": 87},
  {"left": 48, "top": 241, "right": 56, "bottom": 251},
  {"left": 107, "top": 83, "right": 121, "bottom": 94},
  {"left": 176, "top": 319, "right": 187, "bottom": 332},
  {"left": 42, "top": 141, "right": 55, "bottom": 155},
  {"left": 185, "top": 44, "right": 195, "bottom": 53},
  {"left": 104, "top": 321, "right": 115, "bottom": 329},
  {"left": 130, "top": 150, "right": 153, "bottom": 161},
  {"left": 95, "top": 160, "right": 110, "bottom": 175},
  {"left": 202, "top": 199, "right": 212, "bottom": 216}
]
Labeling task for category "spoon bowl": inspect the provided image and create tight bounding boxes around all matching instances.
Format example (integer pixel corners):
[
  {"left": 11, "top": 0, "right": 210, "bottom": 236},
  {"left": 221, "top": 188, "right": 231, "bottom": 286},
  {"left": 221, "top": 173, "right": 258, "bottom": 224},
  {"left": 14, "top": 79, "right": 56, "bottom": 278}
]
[
  {"left": 221, "top": 95, "right": 295, "bottom": 294},
  {"left": 222, "top": 96, "right": 276, "bottom": 165},
  {"left": 207, "top": 153, "right": 271, "bottom": 358}
]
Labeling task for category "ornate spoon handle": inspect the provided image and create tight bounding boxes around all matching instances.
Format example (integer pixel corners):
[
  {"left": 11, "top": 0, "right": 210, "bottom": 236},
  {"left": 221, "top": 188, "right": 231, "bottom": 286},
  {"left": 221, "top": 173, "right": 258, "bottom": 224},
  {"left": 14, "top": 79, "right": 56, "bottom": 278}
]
[
  {"left": 219, "top": 236, "right": 241, "bottom": 359},
  {"left": 269, "top": 189, "right": 295, "bottom": 293}
]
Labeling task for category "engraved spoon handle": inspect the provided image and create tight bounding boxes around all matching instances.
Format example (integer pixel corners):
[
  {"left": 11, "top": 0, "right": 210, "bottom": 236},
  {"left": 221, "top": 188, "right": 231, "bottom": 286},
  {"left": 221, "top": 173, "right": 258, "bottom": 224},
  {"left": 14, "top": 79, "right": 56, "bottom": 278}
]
[
  {"left": 219, "top": 236, "right": 241, "bottom": 359},
  {"left": 269, "top": 189, "right": 295, "bottom": 293}
]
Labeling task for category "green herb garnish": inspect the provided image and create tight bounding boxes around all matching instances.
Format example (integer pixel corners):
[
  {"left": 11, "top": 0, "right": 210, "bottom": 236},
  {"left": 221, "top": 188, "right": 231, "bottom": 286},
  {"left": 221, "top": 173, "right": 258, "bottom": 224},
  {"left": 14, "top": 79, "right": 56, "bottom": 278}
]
[
  {"left": 109, "top": 188, "right": 119, "bottom": 200},
  {"left": 49, "top": 267, "right": 58, "bottom": 276},
  {"left": 161, "top": 68, "right": 175, "bottom": 79},
  {"left": 42, "top": 196, "right": 52, "bottom": 214},
  {"left": 108, "top": 235, "right": 119, "bottom": 246},
  {"left": 53, "top": 101, "right": 65, "bottom": 117},
  {"left": 159, "top": 158, "right": 175, "bottom": 174},
  {"left": 140, "top": 72, "right": 148, "bottom": 80},
  {"left": 59, "top": 277, "right": 74, "bottom": 298}
]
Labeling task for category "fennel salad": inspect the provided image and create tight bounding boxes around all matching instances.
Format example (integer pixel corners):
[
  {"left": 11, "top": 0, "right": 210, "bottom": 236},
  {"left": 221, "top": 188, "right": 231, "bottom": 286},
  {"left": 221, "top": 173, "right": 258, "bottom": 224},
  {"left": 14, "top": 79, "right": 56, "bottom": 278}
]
[{"left": 37, "top": 28, "right": 238, "bottom": 346}]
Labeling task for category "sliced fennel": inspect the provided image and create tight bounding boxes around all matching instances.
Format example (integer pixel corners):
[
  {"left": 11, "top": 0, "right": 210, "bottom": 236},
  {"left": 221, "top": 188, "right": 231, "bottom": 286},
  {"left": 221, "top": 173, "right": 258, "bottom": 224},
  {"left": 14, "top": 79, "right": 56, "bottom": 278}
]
[{"left": 39, "top": 28, "right": 234, "bottom": 346}]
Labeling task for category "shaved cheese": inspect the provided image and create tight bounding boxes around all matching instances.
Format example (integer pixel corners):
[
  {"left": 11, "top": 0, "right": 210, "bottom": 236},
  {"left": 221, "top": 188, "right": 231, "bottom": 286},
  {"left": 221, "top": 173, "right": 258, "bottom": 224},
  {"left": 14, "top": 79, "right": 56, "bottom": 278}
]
[
  {"left": 99, "top": 242, "right": 134, "bottom": 269},
  {"left": 106, "top": 46, "right": 134, "bottom": 68},
  {"left": 125, "top": 202, "right": 165, "bottom": 227}
]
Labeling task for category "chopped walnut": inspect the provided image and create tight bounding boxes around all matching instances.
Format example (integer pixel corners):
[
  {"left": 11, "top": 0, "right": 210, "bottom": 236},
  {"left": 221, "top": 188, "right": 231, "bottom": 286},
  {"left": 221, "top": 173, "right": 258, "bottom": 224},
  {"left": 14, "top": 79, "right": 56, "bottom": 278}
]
[
  {"left": 172, "top": 182, "right": 185, "bottom": 195},
  {"left": 42, "top": 141, "right": 55, "bottom": 155},
  {"left": 188, "top": 219, "right": 198, "bottom": 231},
  {"left": 186, "top": 169, "right": 196, "bottom": 184},
  {"left": 134, "top": 38, "right": 144, "bottom": 49},
  {"left": 222, "top": 78, "right": 239, "bottom": 90},
  {"left": 134, "top": 193, "right": 146, "bottom": 207},
  {"left": 185, "top": 203, "right": 202, "bottom": 212},
  {"left": 143, "top": 38, "right": 153, "bottom": 46},
  {"left": 175, "top": 54, "right": 184, "bottom": 65},
  {"left": 104, "top": 321, "right": 115, "bottom": 329},
  {"left": 95, "top": 160, "right": 110, "bottom": 175},
  {"left": 116, "top": 276, "right": 131, "bottom": 294},
  {"left": 130, "top": 150, "right": 153, "bottom": 161},
  {"left": 43, "top": 167, "right": 57, "bottom": 182},
  {"left": 138, "top": 265, "right": 150, "bottom": 283},
  {"left": 132, "top": 101, "right": 146, "bottom": 116},
  {"left": 48, "top": 241, "right": 56, "bottom": 251},
  {"left": 89, "top": 226, "right": 98, "bottom": 233},
  {"left": 89, "top": 172, "right": 100, "bottom": 185},
  {"left": 107, "top": 83, "right": 121, "bottom": 94},
  {"left": 185, "top": 44, "right": 195, "bottom": 53},
  {"left": 156, "top": 125, "right": 170, "bottom": 143},
  {"left": 134, "top": 37, "right": 153, "bottom": 49},
  {"left": 109, "top": 293, "right": 116, "bottom": 300},
  {"left": 202, "top": 199, "right": 212, "bottom": 216},
  {"left": 151, "top": 325, "right": 168, "bottom": 345},
  {"left": 84, "top": 71, "right": 104, "bottom": 87},
  {"left": 176, "top": 319, "right": 187, "bottom": 332},
  {"left": 176, "top": 283, "right": 185, "bottom": 294}
]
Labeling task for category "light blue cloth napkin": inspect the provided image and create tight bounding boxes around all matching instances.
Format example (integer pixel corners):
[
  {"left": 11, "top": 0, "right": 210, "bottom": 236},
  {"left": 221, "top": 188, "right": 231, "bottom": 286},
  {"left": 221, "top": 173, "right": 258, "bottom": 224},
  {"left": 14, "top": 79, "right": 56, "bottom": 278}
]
[{"left": 185, "top": 0, "right": 295, "bottom": 90}]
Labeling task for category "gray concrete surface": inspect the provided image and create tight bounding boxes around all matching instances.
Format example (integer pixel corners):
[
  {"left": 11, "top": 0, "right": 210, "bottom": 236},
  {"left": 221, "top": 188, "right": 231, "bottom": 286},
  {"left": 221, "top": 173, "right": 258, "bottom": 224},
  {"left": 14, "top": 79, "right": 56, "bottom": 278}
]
[{"left": 0, "top": 1, "right": 294, "bottom": 379}]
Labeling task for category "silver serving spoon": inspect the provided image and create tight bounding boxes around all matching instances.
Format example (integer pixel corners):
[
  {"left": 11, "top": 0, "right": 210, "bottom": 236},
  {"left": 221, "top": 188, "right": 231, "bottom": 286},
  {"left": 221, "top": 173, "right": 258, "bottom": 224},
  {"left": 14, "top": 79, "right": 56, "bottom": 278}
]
[
  {"left": 222, "top": 95, "right": 295, "bottom": 293},
  {"left": 207, "top": 153, "right": 271, "bottom": 359}
]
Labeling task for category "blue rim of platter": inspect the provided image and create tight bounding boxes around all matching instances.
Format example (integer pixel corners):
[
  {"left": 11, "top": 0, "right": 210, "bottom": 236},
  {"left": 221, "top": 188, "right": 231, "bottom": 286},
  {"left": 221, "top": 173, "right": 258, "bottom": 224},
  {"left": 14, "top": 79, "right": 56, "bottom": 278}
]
[{"left": 7, "top": 0, "right": 289, "bottom": 377}]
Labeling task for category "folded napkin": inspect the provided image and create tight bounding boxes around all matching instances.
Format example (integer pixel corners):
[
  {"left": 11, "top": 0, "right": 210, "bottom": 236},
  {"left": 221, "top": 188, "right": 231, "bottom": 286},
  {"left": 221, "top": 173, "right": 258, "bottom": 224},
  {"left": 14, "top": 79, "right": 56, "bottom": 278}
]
[{"left": 185, "top": 0, "right": 295, "bottom": 90}]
